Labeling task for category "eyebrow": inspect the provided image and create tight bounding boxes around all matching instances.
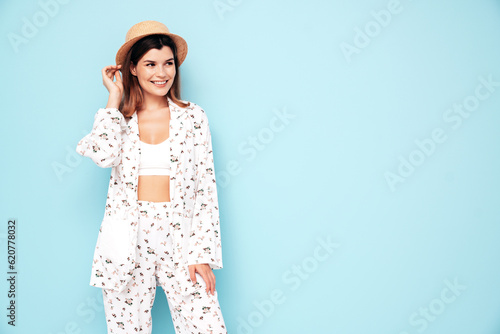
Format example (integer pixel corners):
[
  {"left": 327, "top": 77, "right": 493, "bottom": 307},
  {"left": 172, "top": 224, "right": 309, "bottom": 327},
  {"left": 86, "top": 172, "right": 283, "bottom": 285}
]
[{"left": 143, "top": 58, "right": 174, "bottom": 63}]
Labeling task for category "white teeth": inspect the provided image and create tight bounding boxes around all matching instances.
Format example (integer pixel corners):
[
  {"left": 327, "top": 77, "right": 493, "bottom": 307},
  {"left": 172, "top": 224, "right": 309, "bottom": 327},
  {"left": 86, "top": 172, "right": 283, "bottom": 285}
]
[{"left": 152, "top": 81, "right": 167, "bottom": 84}]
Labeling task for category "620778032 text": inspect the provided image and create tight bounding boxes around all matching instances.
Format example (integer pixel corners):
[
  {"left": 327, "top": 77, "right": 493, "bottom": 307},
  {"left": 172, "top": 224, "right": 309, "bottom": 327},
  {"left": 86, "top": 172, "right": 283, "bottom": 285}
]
[{"left": 6, "top": 219, "right": 17, "bottom": 326}]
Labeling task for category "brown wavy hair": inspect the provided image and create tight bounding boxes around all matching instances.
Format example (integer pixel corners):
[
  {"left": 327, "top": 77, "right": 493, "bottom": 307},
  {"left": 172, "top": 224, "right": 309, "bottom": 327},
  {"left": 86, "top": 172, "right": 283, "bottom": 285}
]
[{"left": 118, "top": 34, "right": 190, "bottom": 118}]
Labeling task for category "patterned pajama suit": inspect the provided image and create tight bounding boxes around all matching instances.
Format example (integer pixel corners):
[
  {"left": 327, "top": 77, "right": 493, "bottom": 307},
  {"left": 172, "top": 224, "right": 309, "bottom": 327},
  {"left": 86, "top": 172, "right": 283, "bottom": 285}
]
[
  {"left": 102, "top": 200, "right": 227, "bottom": 334},
  {"left": 76, "top": 97, "right": 226, "bottom": 333}
]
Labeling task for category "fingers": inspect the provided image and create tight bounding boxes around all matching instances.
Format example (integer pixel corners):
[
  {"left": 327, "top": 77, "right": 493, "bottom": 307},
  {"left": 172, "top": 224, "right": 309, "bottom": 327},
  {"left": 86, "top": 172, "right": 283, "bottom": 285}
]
[
  {"left": 189, "top": 264, "right": 216, "bottom": 296},
  {"left": 207, "top": 270, "right": 216, "bottom": 296},
  {"left": 188, "top": 264, "right": 197, "bottom": 284},
  {"left": 115, "top": 65, "right": 123, "bottom": 82},
  {"left": 199, "top": 270, "right": 211, "bottom": 295},
  {"left": 102, "top": 65, "right": 123, "bottom": 95},
  {"left": 102, "top": 65, "right": 121, "bottom": 81},
  {"left": 199, "top": 265, "right": 216, "bottom": 296}
]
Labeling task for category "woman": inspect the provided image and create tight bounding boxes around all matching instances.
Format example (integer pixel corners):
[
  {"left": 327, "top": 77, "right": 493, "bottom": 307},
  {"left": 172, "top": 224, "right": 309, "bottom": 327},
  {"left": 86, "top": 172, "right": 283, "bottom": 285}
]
[{"left": 76, "top": 20, "right": 227, "bottom": 333}]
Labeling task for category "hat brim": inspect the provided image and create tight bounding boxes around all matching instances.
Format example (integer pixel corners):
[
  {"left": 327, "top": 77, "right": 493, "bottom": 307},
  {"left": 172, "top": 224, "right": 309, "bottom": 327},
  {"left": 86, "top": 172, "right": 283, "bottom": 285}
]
[{"left": 115, "top": 32, "right": 188, "bottom": 67}]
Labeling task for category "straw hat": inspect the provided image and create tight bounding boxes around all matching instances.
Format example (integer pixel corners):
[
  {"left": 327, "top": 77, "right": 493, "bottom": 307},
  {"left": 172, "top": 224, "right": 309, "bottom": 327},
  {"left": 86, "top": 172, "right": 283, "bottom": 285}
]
[{"left": 115, "top": 20, "right": 188, "bottom": 67}]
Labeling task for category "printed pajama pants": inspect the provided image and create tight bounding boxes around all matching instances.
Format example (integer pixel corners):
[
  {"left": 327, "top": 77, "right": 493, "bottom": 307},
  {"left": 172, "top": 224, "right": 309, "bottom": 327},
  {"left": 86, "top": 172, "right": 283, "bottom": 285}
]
[{"left": 102, "top": 200, "right": 227, "bottom": 334}]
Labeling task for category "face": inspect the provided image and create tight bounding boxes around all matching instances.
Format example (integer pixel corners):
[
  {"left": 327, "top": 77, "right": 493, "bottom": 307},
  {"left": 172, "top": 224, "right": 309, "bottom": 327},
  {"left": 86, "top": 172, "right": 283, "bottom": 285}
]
[{"left": 130, "top": 45, "right": 176, "bottom": 100}]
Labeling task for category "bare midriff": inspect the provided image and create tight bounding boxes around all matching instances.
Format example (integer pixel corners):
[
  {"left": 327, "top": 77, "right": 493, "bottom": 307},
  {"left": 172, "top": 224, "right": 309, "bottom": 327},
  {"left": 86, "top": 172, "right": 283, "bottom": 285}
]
[
  {"left": 138, "top": 176, "right": 170, "bottom": 202},
  {"left": 137, "top": 106, "right": 171, "bottom": 203}
]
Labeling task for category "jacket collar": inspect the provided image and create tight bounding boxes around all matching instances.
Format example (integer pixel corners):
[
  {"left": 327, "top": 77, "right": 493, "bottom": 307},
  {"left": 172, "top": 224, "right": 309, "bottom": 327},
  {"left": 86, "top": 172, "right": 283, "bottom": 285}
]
[
  {"left": 126, "top": 96, "right": 186, "bottom": 135},
  {"left": 131, "top": 96, "right": 185, "bottom": 120}
]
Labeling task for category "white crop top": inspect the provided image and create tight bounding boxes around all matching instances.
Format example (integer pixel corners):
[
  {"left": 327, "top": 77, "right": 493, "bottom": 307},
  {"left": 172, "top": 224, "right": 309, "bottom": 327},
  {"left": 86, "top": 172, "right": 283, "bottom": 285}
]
[{"left": 138, "top": 138, "right": 171, "bottom": 176}]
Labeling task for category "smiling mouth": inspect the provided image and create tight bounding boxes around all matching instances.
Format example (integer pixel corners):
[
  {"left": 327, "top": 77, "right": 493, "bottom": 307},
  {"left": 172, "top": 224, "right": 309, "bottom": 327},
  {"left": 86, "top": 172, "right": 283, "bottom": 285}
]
[{"left": 151, "top": 80, "right": 168, "bottom": 85}]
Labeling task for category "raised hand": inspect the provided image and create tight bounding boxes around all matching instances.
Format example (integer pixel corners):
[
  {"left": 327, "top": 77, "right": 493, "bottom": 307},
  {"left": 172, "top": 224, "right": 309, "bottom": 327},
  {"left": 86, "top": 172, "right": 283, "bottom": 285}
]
[{"left": 102, "top": 65, "right": 123, "bottom": 109}]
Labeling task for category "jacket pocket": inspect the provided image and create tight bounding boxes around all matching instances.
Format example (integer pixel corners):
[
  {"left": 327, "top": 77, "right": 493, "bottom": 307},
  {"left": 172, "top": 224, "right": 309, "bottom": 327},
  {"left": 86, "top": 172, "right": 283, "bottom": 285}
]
[{"left": 97, "top": 217, "right": 131, "bottom": 264}]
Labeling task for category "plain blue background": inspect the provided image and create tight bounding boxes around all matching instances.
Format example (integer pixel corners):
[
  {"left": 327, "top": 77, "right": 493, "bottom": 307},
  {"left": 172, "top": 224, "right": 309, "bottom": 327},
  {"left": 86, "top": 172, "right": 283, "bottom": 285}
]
[{"left": 1, "top": 0, "right": 500, "bottom": 333}]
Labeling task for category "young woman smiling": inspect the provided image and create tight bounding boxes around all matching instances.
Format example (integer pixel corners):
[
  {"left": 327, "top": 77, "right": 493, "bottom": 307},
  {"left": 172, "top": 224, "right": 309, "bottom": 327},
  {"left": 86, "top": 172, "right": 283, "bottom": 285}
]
[{"left": 76, "top": 20, "right": 227, "bottom": 334}]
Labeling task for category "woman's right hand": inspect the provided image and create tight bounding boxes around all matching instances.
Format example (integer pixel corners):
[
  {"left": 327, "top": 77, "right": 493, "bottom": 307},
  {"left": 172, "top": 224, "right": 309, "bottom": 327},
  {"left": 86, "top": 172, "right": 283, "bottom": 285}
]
[{"left": 102, "top": 65, "right": 124, "bottom": 97}]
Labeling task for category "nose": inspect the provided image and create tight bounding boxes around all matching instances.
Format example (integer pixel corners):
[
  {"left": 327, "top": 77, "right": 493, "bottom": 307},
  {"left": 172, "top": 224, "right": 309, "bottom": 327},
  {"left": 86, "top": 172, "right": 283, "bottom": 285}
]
[{"left": 155, "top": 65, "right": 167, "bottom": 78}]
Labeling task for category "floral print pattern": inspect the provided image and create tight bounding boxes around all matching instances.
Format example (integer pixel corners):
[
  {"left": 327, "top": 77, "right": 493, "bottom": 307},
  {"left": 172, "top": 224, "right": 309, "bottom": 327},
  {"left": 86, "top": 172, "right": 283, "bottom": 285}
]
[
  {"left": 75, "top": 96, "right": 223, "bottom": 298},
  {"left": 102, "top": 200, "right": 226, "bottom": 333}
]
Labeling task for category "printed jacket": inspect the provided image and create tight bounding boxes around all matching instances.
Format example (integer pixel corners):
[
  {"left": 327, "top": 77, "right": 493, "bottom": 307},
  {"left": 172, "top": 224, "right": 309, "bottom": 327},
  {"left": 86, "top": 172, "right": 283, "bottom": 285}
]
[{"left": 75, "top": 96, "right": 222, "bottom": 297}]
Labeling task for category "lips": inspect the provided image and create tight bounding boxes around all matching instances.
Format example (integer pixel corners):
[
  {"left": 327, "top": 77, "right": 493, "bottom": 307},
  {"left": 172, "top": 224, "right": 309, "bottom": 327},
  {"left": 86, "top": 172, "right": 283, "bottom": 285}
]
[{"left": 151, "top": 80, "right": 168, "bottom": 88}]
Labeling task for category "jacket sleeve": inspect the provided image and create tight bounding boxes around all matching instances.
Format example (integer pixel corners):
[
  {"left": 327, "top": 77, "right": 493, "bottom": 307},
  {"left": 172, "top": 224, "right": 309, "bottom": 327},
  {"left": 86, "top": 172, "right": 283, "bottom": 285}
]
[
  {"left": 75, "top": 108, "right": 125, "bottom": 168},
  {"left": 186, "top": 110, "right": 223, "bottom": 270}
]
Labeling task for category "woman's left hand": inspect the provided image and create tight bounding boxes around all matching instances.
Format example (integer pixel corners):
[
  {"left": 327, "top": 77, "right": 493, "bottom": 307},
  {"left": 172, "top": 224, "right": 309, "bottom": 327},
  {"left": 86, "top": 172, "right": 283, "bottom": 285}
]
[{"left": 188, "top": 263, "right": 216, "bottom": 296}]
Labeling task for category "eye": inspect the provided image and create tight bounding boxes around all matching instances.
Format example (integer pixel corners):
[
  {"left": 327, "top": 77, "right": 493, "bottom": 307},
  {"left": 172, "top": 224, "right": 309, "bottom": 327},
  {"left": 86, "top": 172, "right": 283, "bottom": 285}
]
[{"left": 146, "top": 63, "right": 155, "bottom": 67}]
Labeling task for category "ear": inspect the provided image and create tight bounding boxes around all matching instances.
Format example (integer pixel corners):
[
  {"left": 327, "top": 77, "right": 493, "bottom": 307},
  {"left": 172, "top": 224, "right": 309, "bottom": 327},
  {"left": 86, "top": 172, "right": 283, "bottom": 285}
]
[{"left": 130, "top": 64, "right": 137, "bottom": 76}]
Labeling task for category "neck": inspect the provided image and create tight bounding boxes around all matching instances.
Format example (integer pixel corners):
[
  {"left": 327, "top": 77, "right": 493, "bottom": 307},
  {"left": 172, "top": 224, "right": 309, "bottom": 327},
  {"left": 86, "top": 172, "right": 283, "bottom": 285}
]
[{"left": 141, "top": 91, "right": 170, "bottom": 111}]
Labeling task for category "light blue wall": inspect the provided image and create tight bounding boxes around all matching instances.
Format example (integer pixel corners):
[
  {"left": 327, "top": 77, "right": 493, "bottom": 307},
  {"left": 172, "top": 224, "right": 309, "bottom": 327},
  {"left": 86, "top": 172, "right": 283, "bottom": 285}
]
[{"left": 1, "top": 0, "right": 500, "bottom": 333}]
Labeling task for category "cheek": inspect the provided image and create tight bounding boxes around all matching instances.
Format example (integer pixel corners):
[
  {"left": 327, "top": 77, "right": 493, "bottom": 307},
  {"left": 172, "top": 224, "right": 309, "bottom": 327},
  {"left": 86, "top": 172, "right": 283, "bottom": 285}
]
[{"left": 140, "top": 68, "right": 154, "bottom": 77}]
